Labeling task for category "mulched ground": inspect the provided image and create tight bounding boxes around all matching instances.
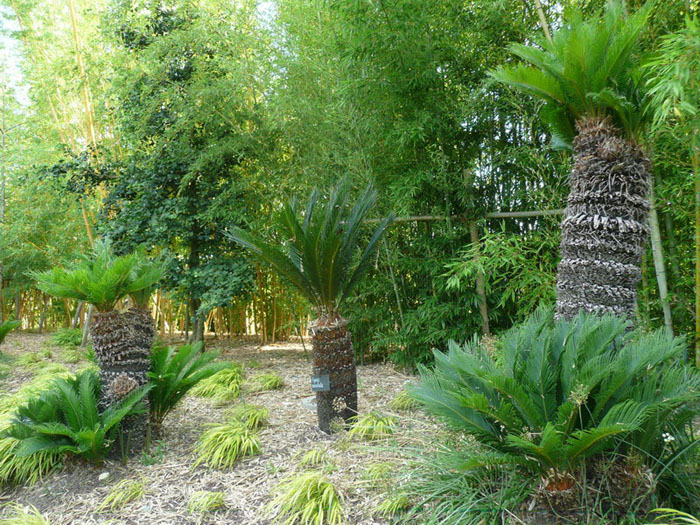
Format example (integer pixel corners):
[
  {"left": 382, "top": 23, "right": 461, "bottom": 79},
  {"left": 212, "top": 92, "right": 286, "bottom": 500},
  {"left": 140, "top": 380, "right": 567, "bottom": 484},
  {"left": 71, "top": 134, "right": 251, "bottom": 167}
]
[{"left": 0, "top": 332, "right": 433, "bottom": 524}]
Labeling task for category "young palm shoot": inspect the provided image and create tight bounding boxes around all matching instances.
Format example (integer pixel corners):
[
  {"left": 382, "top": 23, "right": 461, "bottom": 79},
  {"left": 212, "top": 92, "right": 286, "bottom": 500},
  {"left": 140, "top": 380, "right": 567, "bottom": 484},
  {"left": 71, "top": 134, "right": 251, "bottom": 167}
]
[
  {"left": 490, "top": 0, "right": 653, "bottom": 323},
  {"left": 227, "top": 180, "right": 393, "bottom": 433},
  {"left": 32, "top": 239, "right": 164, "bottom": 453}
]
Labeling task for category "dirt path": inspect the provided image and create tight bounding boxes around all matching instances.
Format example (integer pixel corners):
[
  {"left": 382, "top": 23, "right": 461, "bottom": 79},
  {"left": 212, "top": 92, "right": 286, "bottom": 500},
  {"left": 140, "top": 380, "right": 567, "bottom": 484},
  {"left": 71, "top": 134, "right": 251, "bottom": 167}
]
[{"left": 0, "top": 333, "right": 430, "bottom": 524}]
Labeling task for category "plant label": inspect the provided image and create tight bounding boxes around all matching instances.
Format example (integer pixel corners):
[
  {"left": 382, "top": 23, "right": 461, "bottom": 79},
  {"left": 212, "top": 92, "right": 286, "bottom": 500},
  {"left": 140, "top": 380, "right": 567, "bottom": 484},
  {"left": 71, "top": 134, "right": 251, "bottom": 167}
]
[{"left": 311, "top": 374, "right": 330, "bottom": 392}]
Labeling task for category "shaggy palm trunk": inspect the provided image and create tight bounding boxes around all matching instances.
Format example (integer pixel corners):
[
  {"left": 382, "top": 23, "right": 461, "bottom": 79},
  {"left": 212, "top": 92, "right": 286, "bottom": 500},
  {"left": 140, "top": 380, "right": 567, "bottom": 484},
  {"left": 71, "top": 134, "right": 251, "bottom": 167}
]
[
  {"left": 555, "top": 117, "right": 650, "bottom": 322},
  {"left": 309, "top": 316, "right": 357, "bottom": 434},
  {"left": 91, "top": 308, "right": 154, "bottom": 453}
]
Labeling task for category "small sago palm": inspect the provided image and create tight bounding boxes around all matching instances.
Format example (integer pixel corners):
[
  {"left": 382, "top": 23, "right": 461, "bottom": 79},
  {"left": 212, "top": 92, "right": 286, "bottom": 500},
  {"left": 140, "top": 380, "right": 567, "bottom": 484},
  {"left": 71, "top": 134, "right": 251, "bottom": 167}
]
[
  {"left": 227, "top": 180, "right": 393, "bottom": 433},
  {"left": 32, "top": 240, "right": 163, "bottom": 453},
  {"left": 490, "top": 0, "right": 652, "bottom": 322}
]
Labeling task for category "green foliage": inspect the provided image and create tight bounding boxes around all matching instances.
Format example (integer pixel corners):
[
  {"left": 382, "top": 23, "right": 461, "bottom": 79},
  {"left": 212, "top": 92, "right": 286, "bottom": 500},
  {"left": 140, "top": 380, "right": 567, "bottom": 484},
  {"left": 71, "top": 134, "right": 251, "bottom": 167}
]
[
  {"left": 413, "top": 310, "right": 700, "bottom": 480},
  {"left": 140, "top": 441, "right": 165, "bottom": 466},
  {"left": 50, "top": 328, "right": 82, "bottom": 348},
  {"left": 0, "top": 320, "right": 21, "bottom": 346},
  {"left": 298, "top": 448, "right": 329, "bottom": 468},
  {"left": 187, "top": 491, "right": 226, "bottom": 515},
  {"left": 193, "top": 421, "right": 261, "bottom": 470},
  {"left": 32, "top": 240, "right": 163, "bottom": 312},
  {"left": 490, "top": 0, "right": 653, "bottom": 144},
  {"left": 375, "top": 494, "right": 411, "bottom": 518},
  {"left": 0, "top": 503, "right": 50, "bottom": 525},
  {"left": 0, "top": 437, "right": 62, "bottom": 487},
  {"left": 389, "top": 390, "right": 420, "bottom": 411},
  {"left": 4, "top": 370, "right": 151, "bottom": 464},
  {"left": 247, "top": 372, "right": 284, "bottom": 392},
  {"left": 189, "top": 365, "right": 243, "bottom": 401},
  {"left": 649, "top": 509, "right": 700, "bottom": 525},
  {"left": 227, "top": 403, "right": 269, "bottom": 430},
  {"left": 227, "top": 179, "right": 393, "bottom": 317},
  {"left": 97, "top": 478, "right": 146, "bottom": 512},
  {"left": 362, "top": 462, "right": 394, "bottom": 485},
  {"left": 348, "top": 413, "right": 397, "bottom": 441},
  {"left": 268, "top": 472, "right": 344, "bottom": 525},
  {"left": 148, "top": 342, "right": 230, "bottom": 428}
]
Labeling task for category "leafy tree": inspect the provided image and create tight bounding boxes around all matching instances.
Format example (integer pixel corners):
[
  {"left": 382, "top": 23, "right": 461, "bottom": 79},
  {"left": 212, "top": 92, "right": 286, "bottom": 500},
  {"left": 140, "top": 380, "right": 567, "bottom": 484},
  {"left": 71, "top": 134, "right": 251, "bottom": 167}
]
[
  {"left": 227, "top": 180, "right": 393, "bottom": 433},
  {"left": 491, "top": 0, "right": 653, "bottom": 322}
]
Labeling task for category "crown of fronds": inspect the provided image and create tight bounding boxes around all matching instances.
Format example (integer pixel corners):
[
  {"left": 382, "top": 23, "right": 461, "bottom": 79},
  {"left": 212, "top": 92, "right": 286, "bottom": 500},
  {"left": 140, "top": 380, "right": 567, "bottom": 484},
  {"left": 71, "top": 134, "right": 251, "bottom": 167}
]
[
  {"left": 490, "top": 0, "right": 652, "bottom": 146},
  {"left": 32, "top": 239, "right": 164, "bottom": 312},
  {"left": 226, "top": 179, "right": 393, "bottom": 317},
  {"left": 412, "top": 309, "right": 700, "bottom": 476}
]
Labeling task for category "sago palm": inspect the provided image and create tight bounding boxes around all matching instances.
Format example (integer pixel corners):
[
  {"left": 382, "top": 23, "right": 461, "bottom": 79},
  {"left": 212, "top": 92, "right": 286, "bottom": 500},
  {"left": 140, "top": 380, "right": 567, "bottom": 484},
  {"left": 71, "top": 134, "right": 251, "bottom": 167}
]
[
  {"left": 227, "top": 180, "right": 393, "bottom": 433},
  {"left": 490, "top": 0, "right": 652, "bottom": 321},
  {"left": 33, "top": 240, "right": 163, "bottom": 453}
]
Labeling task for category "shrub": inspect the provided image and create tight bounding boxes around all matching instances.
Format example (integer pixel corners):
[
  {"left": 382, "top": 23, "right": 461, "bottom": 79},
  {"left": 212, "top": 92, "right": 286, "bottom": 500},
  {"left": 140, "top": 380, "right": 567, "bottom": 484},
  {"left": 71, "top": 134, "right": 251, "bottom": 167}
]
[
  {"left": 268, "top": 472, "right": 344, "bottom": 525},
  {"left": 412, "top": 310, "right": 700, "bottom": 516},
  {"left": 247, "top": 372, "right": 284, "bottom": 392},
  {"left": 0, "top": 503, "right": 50, "bottom": 525},
  {"left": 50, "top": 328, "right": 82, "bottom": 348},
  {"left": 193, "top": 421, "right": 261, "bottom": 469},
  {"left": 0, "top": 320, "right": 20, "bottom": 347},
  {"left": 3, "top": 370, "right": 150, "bottom": 464},
  {"left": 187, "top": 491, "right": 226, "bottom": 514},
  {"left": 148, "top": 342, "right": 230, "bottom": 430},
  {"left": 348, "top": 412, "right": 396, "bottom": 441},
  {"left": 190, "top": 365, "right": 243, "bottom": 401},
  {"left": 97, "top": 478, "right": 147, "bottom": 512},
  {"left": 227, "top": 404, "right": 269, "bottom": 430}
]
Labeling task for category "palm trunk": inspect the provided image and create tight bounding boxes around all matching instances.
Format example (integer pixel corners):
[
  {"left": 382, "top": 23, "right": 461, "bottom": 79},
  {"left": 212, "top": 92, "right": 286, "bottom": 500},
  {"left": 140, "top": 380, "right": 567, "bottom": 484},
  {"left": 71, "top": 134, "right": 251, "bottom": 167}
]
[
  {"left": 90, "top": 308, "right": 153, "bottom": 453},
  {"left": 309, "top": 315, "right": 357, "bottom": 434},
  {"left": 555, "top": 117, "right": 650, "bottom": 322}
]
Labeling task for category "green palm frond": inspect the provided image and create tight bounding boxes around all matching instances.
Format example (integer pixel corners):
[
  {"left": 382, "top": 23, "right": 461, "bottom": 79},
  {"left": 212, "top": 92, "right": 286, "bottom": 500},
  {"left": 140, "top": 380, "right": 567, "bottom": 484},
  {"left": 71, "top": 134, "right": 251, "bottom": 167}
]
[
  {"left": 226, "top": 179, "right": 393, "bottom": 316},
  {"left": 490, "top": 0, "right": 653, "bottom": 143},
  {"left": 31, "top": 239, "right": 163, "bottom": 312},
  {"left": 0, "top": 320, "right": 21, "bottom": 346}
]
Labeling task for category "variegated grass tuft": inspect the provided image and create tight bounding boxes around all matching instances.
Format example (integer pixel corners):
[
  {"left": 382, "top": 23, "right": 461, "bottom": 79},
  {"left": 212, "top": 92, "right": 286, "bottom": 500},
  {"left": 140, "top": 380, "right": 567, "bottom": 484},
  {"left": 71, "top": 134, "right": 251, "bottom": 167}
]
[
  {"left": 375, "top": 494, "right": 411, "bottom": 517},
  {"left": 389, "top": 389, "right": 419, "bottom": 411},
  {"left": 227, "top": 403, "right": 269, "bottom": 429},
  {"left": 187, "top": 491, "right": 226, "bottom": 514},
  {"left": 247, "top": 372, "right": 285, "bottom": 392},
  {"left": 298, "top": 447, "right": 329, "bottom": 468},
  {"left": 268, "top": 471, "right": 344, "bottom": 525},
  {"left": 0, "top": 503, "right": 50, "bottom": 525},
  {"left": 97, "top": 478, "right": 147, "bottom": 512},
  {"left": 348, "top": 412, "right": 396, "bottom": 441},
  {"left": 193, "top": 421, "right": 261, "bottom": 469},
  {"left": 190, "top": 365, "right": 243, "bottom": 401}
]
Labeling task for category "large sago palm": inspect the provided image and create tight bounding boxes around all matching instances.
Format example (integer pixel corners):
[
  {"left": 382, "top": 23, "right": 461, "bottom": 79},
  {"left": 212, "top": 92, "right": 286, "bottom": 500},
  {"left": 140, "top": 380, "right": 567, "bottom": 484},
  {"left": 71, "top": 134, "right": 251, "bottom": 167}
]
[
  {"left": 490, "top": 0, "right": 652, "bottom": 321},
  {"left": 33, "top": 240, "right": 163, "bottom": 451},
  {"left": 227, "top": 181, "right": 393, "bottom": 433}
]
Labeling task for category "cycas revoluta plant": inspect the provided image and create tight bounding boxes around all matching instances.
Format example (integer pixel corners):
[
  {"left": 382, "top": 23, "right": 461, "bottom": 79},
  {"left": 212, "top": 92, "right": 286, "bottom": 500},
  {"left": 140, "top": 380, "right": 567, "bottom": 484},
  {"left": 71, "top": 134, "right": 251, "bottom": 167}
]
[
  {"left": 148, "top": 342, "right": 230, "bottom": 435},
  {"left": 227, "top": 179, "right": 393, "bottom": 433},
  {"left": 33, "top": 240, "right": 163, "bottom": 453},
  {"left": 3, "top": 370, "right": 150, "bottom": 465},
  {"left": 490, "top": 0, "right": 653, "bottom": 322},
  {"left": 0, "top": 320, "right": 20, "bottom": 347},
  {"left": 412, "top": 310, "right": 700, "bottom": 516}
]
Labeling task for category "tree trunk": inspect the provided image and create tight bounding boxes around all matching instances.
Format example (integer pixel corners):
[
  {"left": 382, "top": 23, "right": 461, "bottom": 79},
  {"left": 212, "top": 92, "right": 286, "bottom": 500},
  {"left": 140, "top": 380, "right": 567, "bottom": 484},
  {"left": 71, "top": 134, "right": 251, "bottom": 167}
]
[
  {"left": 555, "top": 117, "right": 650, "bottom": 323},
  {"left": 71, "top": 301, "right": 84, "bottom": 329},
  {"left": 648, "top": 179, "right": 673, "bottom": 334},
  {"left": 309, "top": 316, "right": 357, "bottom": 434},
  {"left": 90, "top": 308, "right": 153, "bottom": 454}
]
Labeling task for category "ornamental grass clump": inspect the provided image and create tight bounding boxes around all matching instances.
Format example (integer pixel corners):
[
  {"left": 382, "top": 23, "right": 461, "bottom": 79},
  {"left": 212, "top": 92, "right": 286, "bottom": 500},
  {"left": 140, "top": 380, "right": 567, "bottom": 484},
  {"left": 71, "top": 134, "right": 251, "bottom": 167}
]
[
  {"left": 50, "top": 328, "right": 82, "bottom": 348},
  {"left": 187, "top": 491, "right": 226, "bottom": 515},
  {"left": 298, "top": 447, "right": 329, "bottom": 468},
  {"left": 190, "top": 365, "right": 243, "bottom": 401},
  {"left": 193, "top": 421, "right": 261, "bottom": 470},
  {"left": 0, "top": 503, "right": 50, "bottom": 525},
  {"left": 247, "top": 372, "right": 285, "bottom": 392},
  {"left": 227, "top": 403, "right": 269, "bottom": 430},
  {"left": 389, "top": 389, "right": 419, "bottom": 411},
  {"left": 97, "top": 478, "right": 147, "bottom": 512},
  {"left": 413, "top": 309, "right": 700, "bottom": 519},
  {"left": 268, "top": 472, "right": 344, "bottom": 525},
  {"left": 348, "top": 412, "right": 396, "bottom": 441}
]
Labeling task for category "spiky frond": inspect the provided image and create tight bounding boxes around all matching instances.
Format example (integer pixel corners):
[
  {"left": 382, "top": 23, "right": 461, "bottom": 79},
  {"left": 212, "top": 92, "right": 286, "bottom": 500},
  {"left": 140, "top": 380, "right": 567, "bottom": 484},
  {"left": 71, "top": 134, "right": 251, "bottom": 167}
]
[
  {"left": 490, "top": 0, "right": 652, "bottom": 144},
  {"left": 32, "top": 240, "right": 163, "bottom": 312},
  {"left": 227, "top": 179, "right": 393, "bottom": 317},
  {"left": 0, "top": 320, "right": 20, "bottom": 346}
]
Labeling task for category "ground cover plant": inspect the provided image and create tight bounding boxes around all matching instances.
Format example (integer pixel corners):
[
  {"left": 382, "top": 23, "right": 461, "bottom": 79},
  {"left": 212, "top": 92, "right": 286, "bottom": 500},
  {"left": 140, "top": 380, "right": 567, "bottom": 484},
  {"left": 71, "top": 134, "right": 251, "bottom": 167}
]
[
  {"left": 193, "top": 420, "right": 262, "bottom": 470},
  {"left": 268, "top": 471, "right": 344, "bottom": 525}
]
